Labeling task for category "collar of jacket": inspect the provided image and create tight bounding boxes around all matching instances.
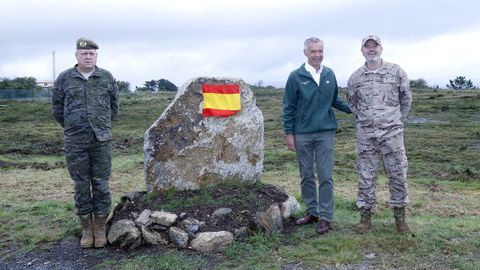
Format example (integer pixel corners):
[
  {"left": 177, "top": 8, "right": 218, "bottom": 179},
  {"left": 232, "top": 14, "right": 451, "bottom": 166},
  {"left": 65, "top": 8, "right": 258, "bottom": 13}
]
[
  {"left": 71, "top": 65, "right": 99, "bottom": 79},
  {"left": 298, "top": 63, "right": 330, "bottom": 83}
]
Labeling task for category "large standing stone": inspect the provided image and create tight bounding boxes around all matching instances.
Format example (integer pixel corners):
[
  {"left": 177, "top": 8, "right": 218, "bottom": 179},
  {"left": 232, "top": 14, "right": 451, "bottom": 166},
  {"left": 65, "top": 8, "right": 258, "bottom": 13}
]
[{"left": 144, "top": 77, "right": 264, "bottom": 191}]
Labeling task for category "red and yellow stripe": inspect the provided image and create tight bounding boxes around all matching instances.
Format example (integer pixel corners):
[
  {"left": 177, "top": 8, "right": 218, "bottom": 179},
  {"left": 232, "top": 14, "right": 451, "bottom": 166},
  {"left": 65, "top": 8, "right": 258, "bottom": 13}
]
[{"left": 202, "top": 84, "right": 241, "bottom": 117}]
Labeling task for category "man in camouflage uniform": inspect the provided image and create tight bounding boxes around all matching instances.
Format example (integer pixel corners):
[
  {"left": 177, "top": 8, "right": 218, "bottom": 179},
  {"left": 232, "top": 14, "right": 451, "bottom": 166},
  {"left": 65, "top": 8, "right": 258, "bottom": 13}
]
[
  {"left": 52, "top": 38, "right": 119, "bottom": 248},
  {"left": 347, "top": 35, "right": 412, "bottom": 233}
]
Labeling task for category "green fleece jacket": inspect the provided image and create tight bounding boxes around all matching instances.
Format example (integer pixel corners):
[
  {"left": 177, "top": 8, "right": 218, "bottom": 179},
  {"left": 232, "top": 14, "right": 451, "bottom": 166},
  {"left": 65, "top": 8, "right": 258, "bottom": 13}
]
[{"left": 283, "top": 64, "right": 351, "bottom": 134}]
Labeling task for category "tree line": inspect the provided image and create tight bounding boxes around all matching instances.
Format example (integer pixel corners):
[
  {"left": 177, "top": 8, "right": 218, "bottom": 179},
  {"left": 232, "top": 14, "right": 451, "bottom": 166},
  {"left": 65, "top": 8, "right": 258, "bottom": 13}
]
[
  {"left": 135, "top": 79, "right": 178, "bottom": 92},
  {"left": 0, "top": 77, "right": 40, "bottom": 90},
  {"left": 410, "top": 77, "right": 477, "bottom": 90},
  {"left": 0, "top": 77, "right": 178, "bottom": 93},
  {"left": 0, "top": 76, "right": 477, "bottom": 92}
]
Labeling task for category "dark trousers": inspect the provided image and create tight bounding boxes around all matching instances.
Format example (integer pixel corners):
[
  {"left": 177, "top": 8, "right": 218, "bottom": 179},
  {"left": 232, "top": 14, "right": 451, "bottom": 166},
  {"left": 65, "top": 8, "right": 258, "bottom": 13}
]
[
  {"left": 295, "top": 131, "right": 335, "bottom": 221},
  {"left": 65, "top": 137, "right": 112, "bottom": 216}
]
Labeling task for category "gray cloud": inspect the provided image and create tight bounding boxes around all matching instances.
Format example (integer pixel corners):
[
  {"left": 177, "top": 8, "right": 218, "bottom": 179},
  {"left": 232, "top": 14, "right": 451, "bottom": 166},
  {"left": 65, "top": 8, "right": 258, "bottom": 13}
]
[{"left": 1, "top": 0, "right": 480, "bottom": 88}]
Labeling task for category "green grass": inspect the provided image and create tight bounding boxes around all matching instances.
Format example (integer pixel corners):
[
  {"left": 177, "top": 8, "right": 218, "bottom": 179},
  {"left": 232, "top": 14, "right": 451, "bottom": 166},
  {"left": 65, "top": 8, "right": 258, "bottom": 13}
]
[
  {"left": 139, "top": 181, "right": 263, "bottom": 211},
  {"left": 0, "top": 201, "right": 77, "bottom": 251},
  {"left": 97, "top": 250, "right": 210, "bottom": 270},
  {"left": 221, "top": 231, "right": 285, "bottom": 270},
  {"left": 1, "top": 88, "right": 479, "bottom": 269}
]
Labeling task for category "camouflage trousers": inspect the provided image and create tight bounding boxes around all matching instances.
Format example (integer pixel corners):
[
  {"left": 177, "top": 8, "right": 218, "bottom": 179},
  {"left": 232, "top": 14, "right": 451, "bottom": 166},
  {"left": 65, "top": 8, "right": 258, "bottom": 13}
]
[
  {"left": 355, "top": 130, "right": 409, "bottom": 209},
  {"left": 65, "top": 137, "right": 112, "bottom": 216}
]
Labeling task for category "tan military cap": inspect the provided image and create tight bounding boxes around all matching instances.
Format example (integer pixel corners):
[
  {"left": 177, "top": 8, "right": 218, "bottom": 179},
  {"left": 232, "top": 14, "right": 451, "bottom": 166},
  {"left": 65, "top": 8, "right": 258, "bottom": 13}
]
[
  {"left": 361, "top": 35, "right": 381, "bottom": 47},
  {"left": 76, "top": 38, "right": 99, "bottom": 49}
]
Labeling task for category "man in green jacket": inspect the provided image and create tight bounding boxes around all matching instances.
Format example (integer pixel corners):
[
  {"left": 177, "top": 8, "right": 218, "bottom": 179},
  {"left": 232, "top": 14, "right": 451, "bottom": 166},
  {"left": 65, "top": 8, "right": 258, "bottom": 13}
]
[
  {"left": 52, "top": 38, "right": 119, "bottom": 248},
  {"left": 283, "top": 37, "right": 351, "bottom": 235}
]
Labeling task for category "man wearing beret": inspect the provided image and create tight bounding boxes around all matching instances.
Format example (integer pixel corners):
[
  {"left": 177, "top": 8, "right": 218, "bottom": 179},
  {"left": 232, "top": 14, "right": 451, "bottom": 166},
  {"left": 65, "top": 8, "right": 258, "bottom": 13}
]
[
  {"left": 347, "top": 35, "right": 412, "bottom": 234},
  {"left": 52, "top": 38, "right": 119, "bottom": 248}
]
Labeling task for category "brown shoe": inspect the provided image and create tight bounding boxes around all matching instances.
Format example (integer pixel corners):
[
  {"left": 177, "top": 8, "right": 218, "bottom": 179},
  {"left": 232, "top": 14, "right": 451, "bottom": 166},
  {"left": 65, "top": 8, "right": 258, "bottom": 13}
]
[
  {"left": 295, "top": 214, "right": 319, "bottom": 226},
  {"left": 393, "top": 207, "right": 411, "bottom": 233},
  {"left": 93, "top": 214, "right": 108, "bottom": 248},
  {"left": 79, "top": 214, "right": 94, "bottom": 248},
  {"left": 353, "top": 208, "right": 372, "bottom": 234},
  {"left": 316, "top": 220, "right": 332, "bottom": 235}
]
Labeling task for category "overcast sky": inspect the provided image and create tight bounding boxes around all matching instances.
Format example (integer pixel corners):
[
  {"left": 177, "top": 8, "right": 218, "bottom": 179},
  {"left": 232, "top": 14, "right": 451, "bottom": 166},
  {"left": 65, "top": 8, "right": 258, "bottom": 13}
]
[{"left": 1, "top": 0, "right": 479, "bottom": 89}]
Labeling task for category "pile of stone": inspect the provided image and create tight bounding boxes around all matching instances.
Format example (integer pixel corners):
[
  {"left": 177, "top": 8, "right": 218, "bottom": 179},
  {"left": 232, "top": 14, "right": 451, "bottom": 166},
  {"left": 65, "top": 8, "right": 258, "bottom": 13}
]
[{"left": 107, "top": 193, "right": 301, "bottom": 252}]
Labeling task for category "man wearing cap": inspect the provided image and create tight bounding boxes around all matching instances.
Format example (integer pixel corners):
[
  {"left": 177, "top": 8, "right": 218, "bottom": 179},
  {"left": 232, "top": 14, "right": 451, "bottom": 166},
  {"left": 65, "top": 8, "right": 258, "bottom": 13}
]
[
  {"left": 347, "top": 35, "right": 412, "bottom": 233},
  {"left": 52, "top": 38, "right": 119, "bottom": 248},
  {"left": 283, "top": 37, "right": 351, "bottom": 235}
]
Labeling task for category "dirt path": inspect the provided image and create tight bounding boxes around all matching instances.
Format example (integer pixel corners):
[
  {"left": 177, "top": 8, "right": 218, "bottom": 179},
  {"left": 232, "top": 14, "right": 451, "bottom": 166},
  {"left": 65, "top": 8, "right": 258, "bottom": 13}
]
[{"left": 1, "top": 239, "right": 221, "bottom": 270}]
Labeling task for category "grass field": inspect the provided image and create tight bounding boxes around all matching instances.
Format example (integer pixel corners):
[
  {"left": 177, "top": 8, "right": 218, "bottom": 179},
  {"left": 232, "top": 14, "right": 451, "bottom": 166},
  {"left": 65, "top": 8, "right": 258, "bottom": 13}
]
[{"left": 0, "top": 88, "right": 479, "bottom": 269}]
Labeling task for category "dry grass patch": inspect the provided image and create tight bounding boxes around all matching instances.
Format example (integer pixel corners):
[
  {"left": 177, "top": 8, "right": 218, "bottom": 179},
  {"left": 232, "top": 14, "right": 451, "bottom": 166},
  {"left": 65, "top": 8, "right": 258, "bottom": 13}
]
[
  {"left": 0, "top": 168, "right": 73, "bottom": 202},
  {"left": 410, "top": 181, "right": 480, "bottom": 217}
]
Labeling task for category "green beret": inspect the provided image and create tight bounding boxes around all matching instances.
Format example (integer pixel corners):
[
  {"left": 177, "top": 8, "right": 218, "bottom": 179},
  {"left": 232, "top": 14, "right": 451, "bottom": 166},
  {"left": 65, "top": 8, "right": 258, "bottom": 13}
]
[{"left": 76, "top": 38, "right": 99, "bottom": 49}]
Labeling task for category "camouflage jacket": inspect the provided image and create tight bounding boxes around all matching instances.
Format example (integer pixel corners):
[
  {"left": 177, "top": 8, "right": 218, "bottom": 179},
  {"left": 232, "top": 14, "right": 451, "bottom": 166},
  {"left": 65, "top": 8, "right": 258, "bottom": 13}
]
[
  {"left": 347, "top": 61, "right": 411, "bottom": 132},
  {"left": 52, "top": 65, "right": 119, "bottom": 143}
]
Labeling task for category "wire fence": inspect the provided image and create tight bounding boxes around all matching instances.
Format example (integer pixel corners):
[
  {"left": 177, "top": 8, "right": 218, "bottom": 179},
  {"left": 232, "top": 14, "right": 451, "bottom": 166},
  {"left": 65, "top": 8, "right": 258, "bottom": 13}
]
[
  {"left": 0, "top": 89, "right": 173, "bottom": 102},
  {"left": 0, "top": 88, "right": 53, "bottom": 101}
]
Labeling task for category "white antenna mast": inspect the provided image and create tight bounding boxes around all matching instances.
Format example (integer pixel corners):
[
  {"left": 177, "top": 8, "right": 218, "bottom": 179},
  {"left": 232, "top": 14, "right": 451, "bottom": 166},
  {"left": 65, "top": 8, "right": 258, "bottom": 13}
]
[{"left": 52, "top": 51, "right": 56, "bottom": 80}]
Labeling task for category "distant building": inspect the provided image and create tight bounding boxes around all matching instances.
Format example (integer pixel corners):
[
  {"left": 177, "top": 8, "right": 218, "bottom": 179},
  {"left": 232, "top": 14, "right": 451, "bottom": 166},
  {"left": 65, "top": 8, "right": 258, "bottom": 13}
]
[{"left": 37, "top": 80, "right": 54, "bottom": 88}]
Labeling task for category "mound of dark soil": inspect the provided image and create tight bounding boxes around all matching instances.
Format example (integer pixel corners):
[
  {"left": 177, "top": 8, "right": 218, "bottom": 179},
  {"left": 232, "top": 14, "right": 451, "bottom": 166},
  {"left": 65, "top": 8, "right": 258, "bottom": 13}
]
[
  {"left": 110, "top": 182, "right": 298, "bottom": 237},
  {"left": 1, "top": 183, "right": 300, "bottom": 270}
]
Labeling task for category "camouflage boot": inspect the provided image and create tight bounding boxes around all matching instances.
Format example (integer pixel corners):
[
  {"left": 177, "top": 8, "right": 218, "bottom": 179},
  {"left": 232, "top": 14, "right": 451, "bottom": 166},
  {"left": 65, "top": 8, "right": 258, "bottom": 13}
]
[
  {"left": 79, "top": 214, "right": 94, "bottom": 248},
  {"left": 353, "top": 208, "right": 372, "bottom": 233},
  {"left": 394, "top": 207, "right": 411, "bottom": 233},
  {"left": 93, "top": 214, "right": 108, "bottom": 248}
]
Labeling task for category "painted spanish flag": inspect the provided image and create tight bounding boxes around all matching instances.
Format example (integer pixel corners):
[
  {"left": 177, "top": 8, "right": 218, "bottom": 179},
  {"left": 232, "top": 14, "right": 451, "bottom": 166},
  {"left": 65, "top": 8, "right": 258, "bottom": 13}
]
[{"left": 202, "top": 84, "right": 241, "bottom": 118}]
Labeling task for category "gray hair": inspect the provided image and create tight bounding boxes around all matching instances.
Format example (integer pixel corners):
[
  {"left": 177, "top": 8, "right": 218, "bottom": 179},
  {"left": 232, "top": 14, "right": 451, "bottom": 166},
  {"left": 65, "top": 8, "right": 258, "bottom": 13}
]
[{"left": 304, "top": 37, "right": 324, "bottom": 51}]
